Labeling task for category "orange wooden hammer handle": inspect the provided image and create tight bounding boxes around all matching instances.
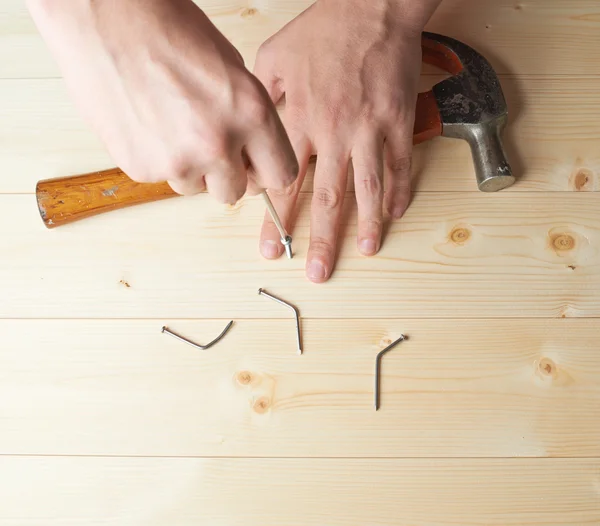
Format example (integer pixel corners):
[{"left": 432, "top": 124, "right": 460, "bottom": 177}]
[
  {"left": 36, "top": 168, "right": 176, "bottom": 228},
  {"left": 36, "top": 36, "right": 460, "bottom": 229}
]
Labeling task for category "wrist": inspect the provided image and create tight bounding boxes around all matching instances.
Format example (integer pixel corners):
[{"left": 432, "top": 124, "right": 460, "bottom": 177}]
[
  {"left": 319, "top": 0, "right": 441, "bottom": 36},
  {"left": 387, "top": 0, "right": 443, "bottom": 33}
]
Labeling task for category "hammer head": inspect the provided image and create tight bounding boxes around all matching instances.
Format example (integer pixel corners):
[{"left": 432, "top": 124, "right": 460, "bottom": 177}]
[{"left": 423, "top": 33, "right": 515, "bottom": 192}]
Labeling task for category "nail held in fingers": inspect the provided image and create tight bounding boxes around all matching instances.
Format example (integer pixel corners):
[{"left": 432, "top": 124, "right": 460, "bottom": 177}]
[{"left": 261, "top": 191, "right": 293, "bottom": 259}]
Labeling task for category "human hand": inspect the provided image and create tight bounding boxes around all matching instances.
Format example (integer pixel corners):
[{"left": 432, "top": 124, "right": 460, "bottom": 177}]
[
  {"left": 26, "top": 0, "right": 298, "bottom": 203},
  {"left": 254, "top": 0, "right": 441, "bottom": 282}
]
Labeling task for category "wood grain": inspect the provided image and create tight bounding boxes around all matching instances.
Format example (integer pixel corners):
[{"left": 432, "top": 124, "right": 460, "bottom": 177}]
[
  {"left": 2, "top": 2, "right": 600, "bottom": 523},
  {"left": 0, "top": 457, "right": 598, "bottom": 525},
  {"left": 1, "top": 318, "right": 599, "bottom": 457},
  {"left": 1, "top": 193, "right": 599, "bottom": 319},
  {"left": 2, "top": 77, "right": 599, "bottom": 194},
  {"left": 36, "top": 168, "right": 176, "bottom": 228},
  {"left": 2, "top": 0, "right": 600, "bottom": 78}
]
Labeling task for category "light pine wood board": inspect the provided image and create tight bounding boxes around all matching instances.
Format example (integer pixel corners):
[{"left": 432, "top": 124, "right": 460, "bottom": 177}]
[
  {"left": 2, "top": 0, "right": 600, "bottom": 79},
  {"left": 1, "top": 318, "right": 599, "bottom": 457},
  {"left": 2, "top": 77, "right": 599, "bottom": 194},
  {"left": 0, "top": 457, "right": 598, "bottom": 525},
  {"left": 1, "top": 0, "right": 599, "bottom": 523},
  {"left": 2, "top": 193, "right": 599, "bottom": 319}
]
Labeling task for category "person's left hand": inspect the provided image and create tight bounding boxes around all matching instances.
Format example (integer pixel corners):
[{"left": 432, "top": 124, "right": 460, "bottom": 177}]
[{"left": 254, "top": 0, "right": 440, "bottom": 283}]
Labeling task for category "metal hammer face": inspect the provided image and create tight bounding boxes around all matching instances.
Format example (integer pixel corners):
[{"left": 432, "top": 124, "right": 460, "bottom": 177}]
[{"left": 415, "top": 33, "right": 515, "bottom": 192}]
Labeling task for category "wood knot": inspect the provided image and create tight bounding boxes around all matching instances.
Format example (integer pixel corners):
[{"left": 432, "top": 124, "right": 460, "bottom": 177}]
[
  {"left": 538, "top": 358, "right": 557, "bottom": 378},
  {"left": 241, "top": 7, "right": 258, "bottom": 18},
  {"left": 514, "top": 3, "right": 523, "bottom": 10},
  {"left": 237, "top": 371, "right": 253, "bottom": 386},
  {"left": 253, "top": 397, "right": 270, "bottom": 414},
  {"left": 570, "top": 168, "right": 594, "bottom": 192},
  {"left": 551, "top": 233, "right": 575, "bottom": 252},
  {"left": 119, "top": 279, "right": 131, "bottom": 288},
  {"left": 450, "top": 227, "right": 471, "bottom": 245}
]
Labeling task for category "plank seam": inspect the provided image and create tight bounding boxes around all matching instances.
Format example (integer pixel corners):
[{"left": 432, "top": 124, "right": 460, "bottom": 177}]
[
  {"left": 1, "top": 454, "right": 598, "bottom": 460},
  {"left": 1, "top": 317, "right": 599, "bottom": 322}
]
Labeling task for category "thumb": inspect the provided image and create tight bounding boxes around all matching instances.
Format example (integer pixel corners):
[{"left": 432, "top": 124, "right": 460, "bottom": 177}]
[{"left": 253, "top": 42, "right": 284, "bottom": 104}]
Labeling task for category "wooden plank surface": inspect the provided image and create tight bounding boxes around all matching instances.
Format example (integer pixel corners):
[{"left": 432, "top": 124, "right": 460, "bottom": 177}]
[
  {"left": 1, "top": 0, "right": 599, "bottom": 523},
  {"left": 2, "top": 193, "right": 599, "bottom": 319},
  {"left": 1, "top": 318, "right": 598, "bottom": 457},
  {"left": 1, "top": 0, "right": 600, "bottom": 79},
  {"left": 2, "top": 76, "right": 599, "bottom": 194},
  {"left": 0, "top": 457, "right": 598, "bottom": 526}
]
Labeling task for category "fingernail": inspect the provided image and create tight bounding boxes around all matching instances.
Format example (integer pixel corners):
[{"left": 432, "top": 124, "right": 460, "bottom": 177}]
[
  {"left": 359, "top": 238, "right": 378, "bottom": 255},
  {"left": 261, "top": 240, "right": 282, "bottom": 259},
  {"left": 392, "top": 205, "right": 406, "bottom": 219},
  {"left": 307, "top": 260, "right": 327, "bottom": 282}
]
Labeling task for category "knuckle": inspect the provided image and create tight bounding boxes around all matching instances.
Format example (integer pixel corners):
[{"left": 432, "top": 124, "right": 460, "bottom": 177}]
[
  {"left": 359, "top": 104, "right": 380, "bottom": 127},
  {"left": 201, "top": 136, "right": 229, "bottom": 163},
  {"left": 267, "top": 150, "right": 300, "bottom": 191},
  {"left": 313, "top": 186, "right": 342, "bottom": 210},
  {"left": 159, "top": 154, "right": 190, "bottom": 182},
  {"left": 388, "top": 156, "right": 412, "bottom": 176},
  {"left": 309, "top": 237, "right": 335, "bottom": 260},
  {"left": 319, "top": 105, "right": 343, "bottom": 132},
  {"left": 270, "top": 179, "right": 299, "bottom": 199},
  {"left": 376, "top": 98, "right": 401, "bottom": 120},
  {"left": 358, "top": 174, "right": 383, "bottom": 197},
  {"left": 363, "top": 218, "right": 383, "bottom": 231},
  {"left": 241, "top": 83, "right": 272, "bottom": 125}
]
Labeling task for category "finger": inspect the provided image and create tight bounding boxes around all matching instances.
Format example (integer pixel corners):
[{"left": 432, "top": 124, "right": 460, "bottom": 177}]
[
  {"left": 167, "top": 171, "right": 206, "bottom": 196},
  {"left": 251, "top": 48, "right": 299, "bottom": 191},
  {"left": 352, "top": 132, "right": 384, "bottom": 256},
  {"left": 203, "top": 154, "right": 248, "bottom": 205},
  {"left": 245, "top": 108, "right": 299, "bottom": 191},
  {"left": 259, "top": 132, "right": 312, "bottom": 259},
  {"left": 253, "top": 44, "right": 284, "bottom": 104},
  {"left": 384, "top": 127, "right": 413, "bottom": 219},
  {"left": 306, "top": 149, "right": 349, "bottom": 283}
]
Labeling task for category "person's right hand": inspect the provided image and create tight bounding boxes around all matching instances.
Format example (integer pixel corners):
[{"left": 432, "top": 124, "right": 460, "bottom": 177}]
[{"left": 26, "top": 0, "right": 298, "bottom": 203}]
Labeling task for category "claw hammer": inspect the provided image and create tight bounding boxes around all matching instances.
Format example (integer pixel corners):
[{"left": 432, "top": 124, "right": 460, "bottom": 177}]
[{"left": 36, "top": 32, "right": 515, "bottom": 229}]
